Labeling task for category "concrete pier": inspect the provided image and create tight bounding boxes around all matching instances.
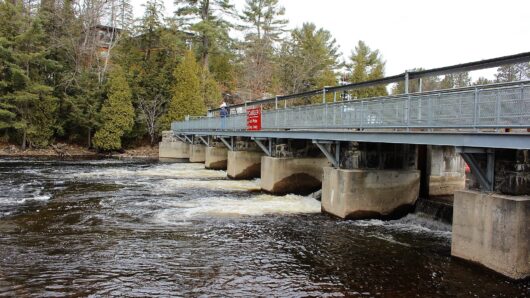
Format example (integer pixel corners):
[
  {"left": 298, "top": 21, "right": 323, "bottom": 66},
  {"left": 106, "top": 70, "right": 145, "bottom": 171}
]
[
  {"left": 322, "top": 167, "right": 420, "bottom": 219},
  {"left": 260, "top": 156, "right": 330, "bottom": 195},
  {"left": 227, "top": 151, "right": 263, "bottom": 179},
  {"left": 427, "top": 146, "right": 466, "bottom": 197},
  {"left": 159, "top": 140, "right": 190, "bottom": 160},
  {"left": 189, "top": 144, "right": 206, "bottom": 163},
  {"left": 205, "top": 146, "right": 228, "bottom": 170},
  {"left": 451, "top": 190, "right": 530, "bottom": 279}
]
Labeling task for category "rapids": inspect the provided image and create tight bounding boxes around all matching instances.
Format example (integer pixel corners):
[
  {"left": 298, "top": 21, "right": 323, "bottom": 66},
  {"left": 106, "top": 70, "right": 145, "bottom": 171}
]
[{"left": 0, "top": 158, "right": 528, "bottom": 297}]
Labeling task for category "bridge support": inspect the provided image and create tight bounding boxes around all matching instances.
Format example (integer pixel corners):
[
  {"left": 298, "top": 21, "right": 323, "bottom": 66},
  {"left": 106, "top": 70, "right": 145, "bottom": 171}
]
[
  {"left": 452, "top": 149, "right": 530, "bottom": 279},
  {"left": 158, "top": 131, "right": 190, "bottom": 161},
  {"left": 452, "top": 190, "right": 530, "bottom": 279},
  {"left": 227, "top": 151, "right": 263, "bottom": 179},
  {"left": 189, "top": 143, "right": 206, "bottom": 163},
  {"left": 322, "top": 167, "right": 420, "bottom": 219},
  {"left": 321, "top": 143, "right": 420, "bottom": 219},
  {"left": 260, "top": 156, "right": 330, "bottom": 195},
  {"left": 205, "top": 144, "right": 228, "bottom": 170},
  {"left": 426, "top": 146, "right": 466, "bottom": 197}
]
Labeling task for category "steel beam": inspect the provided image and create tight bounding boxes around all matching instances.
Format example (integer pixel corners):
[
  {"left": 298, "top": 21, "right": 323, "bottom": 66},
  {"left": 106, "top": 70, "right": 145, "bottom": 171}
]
[
  {"left": 219, "top": 137, "right": 233, "bottom": 151},
  {"left": 459, "top": 149, "right": 495, "bottom": 191},
  {"left": 313, "top": 140, "right": 339, "bottom": 168},
  {"left": 198, "top": 136, "right": 209, "bottom": 146},
  {"left": 176, "top": 130, "right": 530, "bottom": 150},
  {"left": 252, "top": 138, "right": 271, "bottom": 156}
]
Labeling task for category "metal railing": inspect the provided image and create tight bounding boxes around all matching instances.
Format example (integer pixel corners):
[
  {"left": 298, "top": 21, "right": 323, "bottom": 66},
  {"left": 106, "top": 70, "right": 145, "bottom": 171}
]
[{"left": 172, "top": 81, "right": 530, "bottom": 132}]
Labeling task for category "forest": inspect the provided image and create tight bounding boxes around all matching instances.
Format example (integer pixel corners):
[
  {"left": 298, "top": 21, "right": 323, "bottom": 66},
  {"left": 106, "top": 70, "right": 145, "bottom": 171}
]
[{"left": 0, "top": 0, "right": 528, "bottom": 151}]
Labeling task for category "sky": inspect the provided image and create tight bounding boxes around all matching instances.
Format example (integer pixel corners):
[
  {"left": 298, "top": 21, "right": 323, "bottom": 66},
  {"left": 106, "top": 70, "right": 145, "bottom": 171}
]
[{"left": 132, "top": 0, "right": 530, "bottom": 80}]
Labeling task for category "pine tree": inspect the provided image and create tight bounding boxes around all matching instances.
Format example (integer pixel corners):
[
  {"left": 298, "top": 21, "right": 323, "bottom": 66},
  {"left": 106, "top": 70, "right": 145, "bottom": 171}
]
[
  {"left": 278, "top": 23, "right": 339, "bottom": 96},
  {"left": 200, "top": 67, "right": 222, "bottom": 109},
  {"left": 495, "top": 63, "right": 530, "bottom": 83},
  {"left": 348, "top": 40, "right": 387, "bottom": 99},
  {"left": 0, "top": 1, "right": 59, "bottom": 149},
  {"left": 440, "top": 72, "right": 471, "bottom": 89},
  {"left": 93, "top": 65, "right": 134, "bottom": 151},
  {"left": 391, "top": 68, "right": 441, "bottom": 94},
  {"left": 239, "top": 0, "right": 287, "bottom": 99},
  {"left": 174, "top": 0, "right": 235, "bottom": 68},
  {"left": 160, "top": 50, "right": 205, "bottom": 129}
]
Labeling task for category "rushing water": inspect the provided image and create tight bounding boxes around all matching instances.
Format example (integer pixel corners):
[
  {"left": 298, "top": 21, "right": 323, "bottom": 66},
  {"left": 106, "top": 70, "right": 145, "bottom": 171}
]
[{"left": 0, "top": 158, "right": 528, "bottom": 297}]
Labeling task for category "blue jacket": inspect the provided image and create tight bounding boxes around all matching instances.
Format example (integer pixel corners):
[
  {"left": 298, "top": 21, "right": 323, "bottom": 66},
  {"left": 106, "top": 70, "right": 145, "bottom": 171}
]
[{"left": 220, "top": 107, "right": 228, "bottom": 117}]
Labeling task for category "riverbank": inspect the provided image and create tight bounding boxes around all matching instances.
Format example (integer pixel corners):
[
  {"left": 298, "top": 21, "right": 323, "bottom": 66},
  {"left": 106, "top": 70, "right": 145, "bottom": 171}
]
[{"left": 0, "top": 142, "right": 158, "bottom": 160}]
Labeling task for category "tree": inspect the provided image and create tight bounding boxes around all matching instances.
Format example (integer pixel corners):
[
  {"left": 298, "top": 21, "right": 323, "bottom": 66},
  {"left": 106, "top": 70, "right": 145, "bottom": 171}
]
[
  {"left": 348, "top": 40, "right": 387, "bottom": 99},
  {"left": 174, "top": 0, "right": 235, "bottom": 68},
  {"left": 160, "top": 50, "right": 205, "bottom": 129},
  {"left": 473, "top": 77, "right": 493, "bottom": 86},
  {"left": 392, "top": 68, "right": 441, "bottom": 94},
  {"left": 440, "top": 72, "right": 471, "bottom": 89},
  {"left": 278, "top": 23, "right": 340, "bottom": 97},
  {"left": 0, "top": 1, "right": 59, "bottom": 149},
  {"left": 93, "top": 66, "right": 134, "bottom": 151},
  {"left": 200, "top": 67, "right": 222, "bottom": 109},
  {"left": 495, "top": 63, "right": 530, "bottom": 83},
  {"left": 239, "top": 0, "right": 287, "bottom": 99}
]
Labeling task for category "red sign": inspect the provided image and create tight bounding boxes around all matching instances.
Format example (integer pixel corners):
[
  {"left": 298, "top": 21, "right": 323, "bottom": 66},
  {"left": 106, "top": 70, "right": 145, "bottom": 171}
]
[{"left": 246, "top": 107, "right": 262, "bottom": 131}]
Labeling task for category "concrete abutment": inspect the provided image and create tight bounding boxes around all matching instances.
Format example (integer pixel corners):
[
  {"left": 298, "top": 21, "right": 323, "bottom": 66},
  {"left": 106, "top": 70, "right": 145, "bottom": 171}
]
[
  {"left": 260, "top": 156, "right": 330, "bottom": 195},
  {"left": 189, "top": 144, "right": 206, "bottom": 163},
  {"left": 451, "top": 190, "right": 530, "bottom": 279},
  {"left": 205, "top": 146, "right": 228, "bottom": 170},
  {"left": 227, "top": 150, "right": 263, "bottom": 179},
  {"left": 321, "top": 167, "right": 420, "bottom": 219}
]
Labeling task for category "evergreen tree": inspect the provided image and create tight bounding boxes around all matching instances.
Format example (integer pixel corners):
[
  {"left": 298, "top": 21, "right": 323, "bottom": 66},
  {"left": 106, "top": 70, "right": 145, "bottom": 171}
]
[
  {"left": 278, "top": 23, "right": 340, "bottom": 96},
  {"left": 174, "top": 0, "right": 235, "bottom": 68},
  {"left": 495, "top": 63, "right": 530, "bottom": 82},
  {"left": 392, "top": 68, "right": 441, "bottom": 94},
  {"left": 200, "top": 67, "right": 222, "bottom": 109},
  {"left": 160, "top": 50, "right": 205, "bottom": 129},
  {"left": 440, "top": 72, "right": 471, "bottom": 89},
  {"left": 93, "top": 65, "right": 134, "bottom": 151},
  {"left": 239, "top": 0, "right": 287, "bottom": 99},
  {"left": 474, "top": 77, "right": 493, "bottom": 86},
  {"left": 348, "top": 40, "right": 387, "bottom": 99},
  {"left": 0, "top": 1, "right": 59, "bottom": 148}
]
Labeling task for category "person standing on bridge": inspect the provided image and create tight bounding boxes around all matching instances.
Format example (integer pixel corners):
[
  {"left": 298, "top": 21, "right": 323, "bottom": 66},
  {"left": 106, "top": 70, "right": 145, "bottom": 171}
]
[{"left": 220, "top": 102, "right": 228, "bottom": 130}]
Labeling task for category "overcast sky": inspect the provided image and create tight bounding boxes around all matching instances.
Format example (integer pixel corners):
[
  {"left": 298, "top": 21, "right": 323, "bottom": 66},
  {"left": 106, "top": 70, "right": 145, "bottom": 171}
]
[{"left": 132, "top": 0, "right": 530, "bottom": 79}]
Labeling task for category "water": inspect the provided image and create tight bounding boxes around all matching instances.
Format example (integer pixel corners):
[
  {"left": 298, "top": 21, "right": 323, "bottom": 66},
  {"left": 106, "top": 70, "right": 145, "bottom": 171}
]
[{"left": 0, "top": 158, "right": 528, "bottom": 297}]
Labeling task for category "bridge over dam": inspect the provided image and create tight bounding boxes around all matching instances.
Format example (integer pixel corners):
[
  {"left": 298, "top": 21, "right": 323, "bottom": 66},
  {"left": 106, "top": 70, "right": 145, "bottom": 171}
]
[{"left": 160, "top": 52, "right": 530, "bottom": 279}]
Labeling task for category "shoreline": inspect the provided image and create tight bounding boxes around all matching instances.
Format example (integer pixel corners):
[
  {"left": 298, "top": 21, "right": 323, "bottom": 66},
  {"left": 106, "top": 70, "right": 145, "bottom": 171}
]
[{"left": 0, "top": 143, "right": 159, "bottom": 160}]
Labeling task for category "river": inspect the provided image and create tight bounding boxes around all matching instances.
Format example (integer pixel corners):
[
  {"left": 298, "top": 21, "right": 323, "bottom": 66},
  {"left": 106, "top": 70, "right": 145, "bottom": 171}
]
[{"left": 0, "top": 158, "right": 528, "bottom": 297}]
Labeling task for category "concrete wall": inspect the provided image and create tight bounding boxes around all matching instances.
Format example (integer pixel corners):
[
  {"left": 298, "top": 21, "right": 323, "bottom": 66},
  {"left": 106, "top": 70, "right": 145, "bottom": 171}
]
[
  {"left": 205, "top": 146, "right": 228, "bottom": 170},
  {"left": 227, "top": 151, "right": 263, "bottom": 179},
  {"left": 452, "top": 190, "right": 530, "bottom": 279},
  {"left": 322, "top": 167, "right": 420, "bottom": 219},
  {"left": 260, "top": 156, "right": 330, "bottom": 195},
  {"left": 158, "top": 140, "right": 189, "bottom": 160},
  {"left": 189, "top": 144, "right": 206, "bottom": 163},
  {"left": 428, "top": 146, "right": 466, "bottom": 197}
]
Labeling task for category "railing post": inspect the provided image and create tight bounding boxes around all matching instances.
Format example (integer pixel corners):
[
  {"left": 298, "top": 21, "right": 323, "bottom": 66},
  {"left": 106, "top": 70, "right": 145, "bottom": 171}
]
[
  {"left": 406, "top": 95, "right": 411, "bottom": 131},
  {"left": 473, "top": 87, "right": 479, "bottom": 130},
  {"left": 405, "top": 71, "right": 409, "bottom": 94},
  {"left": 360, "top": 101, "right": 364, "bottom": 130},
  {"left": 275, "top": 96, "right": 278, "bottom": 110},
  {"left": 333, "top": 91, "right": 337, "bottom": 103},
  {"left": 496, "top": 88, "right": 501, "bottom": 130},
  {"left": 322, "top": 88, "right": 326, "bottom": 104}
]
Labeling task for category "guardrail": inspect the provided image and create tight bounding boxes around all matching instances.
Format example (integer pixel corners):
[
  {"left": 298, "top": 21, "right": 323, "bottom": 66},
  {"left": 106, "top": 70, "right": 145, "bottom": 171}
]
[{"left": 172, "top": 81, "right": 530, "bottom": 132}]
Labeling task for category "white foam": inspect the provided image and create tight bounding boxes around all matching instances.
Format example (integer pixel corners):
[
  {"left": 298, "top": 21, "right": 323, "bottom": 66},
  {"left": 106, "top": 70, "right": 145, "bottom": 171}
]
[
  {"left": 152, "top": 194, "right": 321, "bottom": 224},
  {"left": 0, "top": 195, "right": 51, "bottom": 205},
  {"left": 74, "top": 163, "right": 226, "bottom": 179},
  {"left": 154, "top": 178, "right": 261, "bottom": 192}
]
